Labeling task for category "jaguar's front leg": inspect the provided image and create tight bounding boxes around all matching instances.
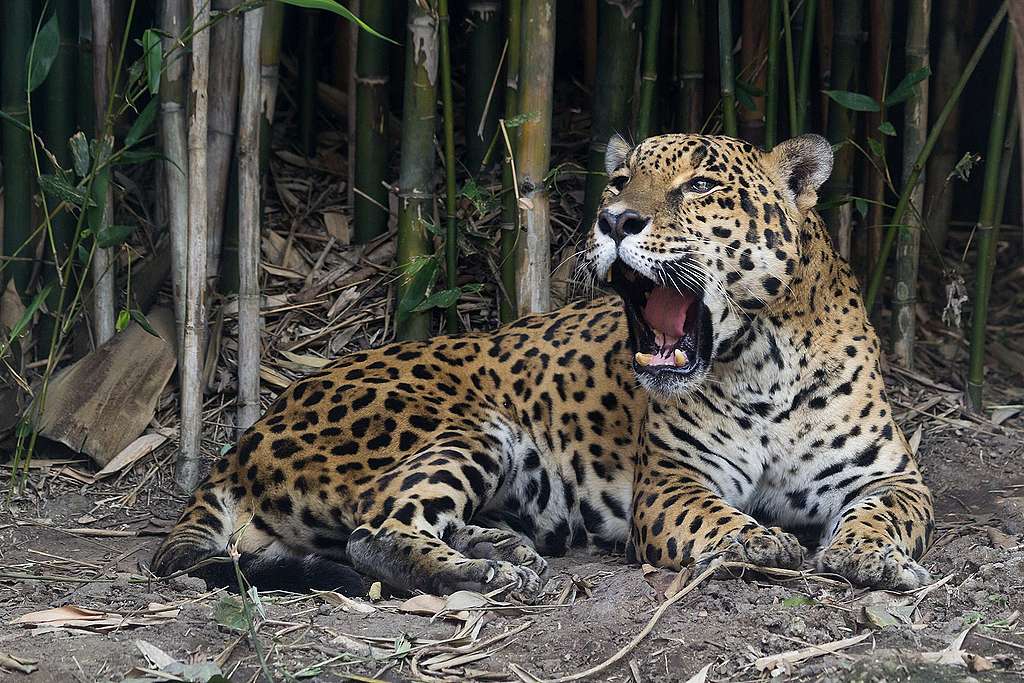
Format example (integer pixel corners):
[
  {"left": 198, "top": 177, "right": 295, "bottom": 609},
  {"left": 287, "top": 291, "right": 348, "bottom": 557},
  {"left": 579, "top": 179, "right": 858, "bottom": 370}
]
[
  {"left": 631, "top": 457, "right": 805, "bottom": 572},
  {"left": 818, "top": 466, "right": 934, "bottom": 590}
]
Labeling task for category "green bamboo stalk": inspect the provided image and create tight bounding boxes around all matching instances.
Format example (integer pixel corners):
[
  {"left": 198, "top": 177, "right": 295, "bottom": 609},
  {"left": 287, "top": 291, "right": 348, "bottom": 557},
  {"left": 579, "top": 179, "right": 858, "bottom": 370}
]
[
  {"left": 2, "top": 1, "right": 35, "bottom": 297},
  {"left": 77, "top": 0, "right": 95, "bottom": 142},
  {"left": 40, "top": 0, "right": 79, "bottom": 351},
  {"left": 299, "top": 10, "right": 317, "bottom": 157},
  {"left": 438, "top": 0, "right": 458, "bottom": 333},
  {"left": 823, "top": 0, "right": 862, "bottom": 258},
  {"left": 717, "top": 0, "right": 737, "bottom": 137},
  {"left": 582, "top": 0, "right": 641, "bottom": 231},
  {"left": 259, "top": 0, "right": 284, "bottom": 176},
  {"left": 395, "top": 0, "right": 437, "bottom": 340},
  {"left": 465, "top": 2, "right": 502, "bottom": 172},
  {"left": 794, "top": 0, "right": 816, "bottom": 134},
  {"left": 676, "top": 0, "right": 704, "bottom": 132},
  {"left": 891, "top": 0, "right": 931, "bottom": 368},
  {"left": 353, "top": 1, "right": 392, "bottom": 243},
  {"left": 764, "top": 0, "right": 780, "bottom": 148},
  {"left": 864, "top": 2, "right": 1008, "bottom": 311},
  {"left": 865, "top": 0, "right": 893, "bottom": 274},
  {"left": 499, "top": 0, "right": 523, "bottom": 322},
  {"left": 966, "top": 30, "right": 1015, "bottom": 412},
  {"left": 782, "top": 0, "right": 797, "bottom": 136},
  {"left": 636, "top": 0, "right": 663, "bottom": 140},
  {"left": 515, "top": 0, "right": 555, "bottom": 314}
]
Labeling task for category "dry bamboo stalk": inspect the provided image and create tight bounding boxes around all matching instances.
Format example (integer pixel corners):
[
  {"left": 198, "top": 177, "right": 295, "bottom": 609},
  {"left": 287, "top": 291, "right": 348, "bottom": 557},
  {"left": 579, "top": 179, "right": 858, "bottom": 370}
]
[
  {"left": 891, "top": 0, "right": 930, "bottom": 368},
  {"left": 206, "top": 0, "right": 243, "bottom": 280},
  {"left": 515, "top": 0, "right": 555, "bottom": 315},
  {"left": 161, "top": 0, "right": 190, "bottom": 356},
  {"left": 237, "top": 3, "right": 264, "bottom": 434},
  {"left": 90, "top": 0, "right": 115, "bottom": 345},
  {"left": 178, "top": 0, "right": 212, "bottom": 492}
]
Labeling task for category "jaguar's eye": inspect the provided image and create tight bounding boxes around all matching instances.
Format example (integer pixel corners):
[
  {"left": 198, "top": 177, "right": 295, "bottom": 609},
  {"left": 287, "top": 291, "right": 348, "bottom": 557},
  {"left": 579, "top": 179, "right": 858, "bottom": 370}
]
[
  {"left": 686, "top": 177, "right": 718, "bottom": 194},
  {"left": 608, "top": 175, "right": 629, "bottom": 193}
]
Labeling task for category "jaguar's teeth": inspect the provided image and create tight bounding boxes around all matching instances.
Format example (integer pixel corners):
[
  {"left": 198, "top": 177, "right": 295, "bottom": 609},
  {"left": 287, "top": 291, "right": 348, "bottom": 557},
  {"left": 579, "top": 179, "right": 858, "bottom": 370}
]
[
  {"left": 674, "top": 349, "right": 688, "bottom": 367},
  {"left": 605, "top": 269, "right": 613, "bottom": 283},
  {"left": 634, "top": 352, "right": 653, "bottom": 367}
]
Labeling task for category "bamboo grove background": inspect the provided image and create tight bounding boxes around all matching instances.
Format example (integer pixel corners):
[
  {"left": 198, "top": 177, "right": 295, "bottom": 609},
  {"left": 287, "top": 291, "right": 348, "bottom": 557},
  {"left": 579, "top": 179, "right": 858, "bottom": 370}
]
[{"left": 0, "top": 0, "right": 1022, "bottom": 490}]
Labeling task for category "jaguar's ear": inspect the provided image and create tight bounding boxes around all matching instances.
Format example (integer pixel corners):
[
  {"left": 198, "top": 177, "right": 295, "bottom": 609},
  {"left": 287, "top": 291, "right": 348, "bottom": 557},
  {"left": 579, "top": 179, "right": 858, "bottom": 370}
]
[
  {"left": 604, "top": 134, "right": 632, "bottom": 174},
  {"left": 766, "top": 134, "right": 833, "bottom": 213}
]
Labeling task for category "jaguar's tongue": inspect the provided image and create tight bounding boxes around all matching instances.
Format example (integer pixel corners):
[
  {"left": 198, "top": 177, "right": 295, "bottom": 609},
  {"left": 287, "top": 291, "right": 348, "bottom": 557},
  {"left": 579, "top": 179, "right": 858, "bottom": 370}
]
[{"left": 643, "top": 287, "right": 692, "bottom": 339}]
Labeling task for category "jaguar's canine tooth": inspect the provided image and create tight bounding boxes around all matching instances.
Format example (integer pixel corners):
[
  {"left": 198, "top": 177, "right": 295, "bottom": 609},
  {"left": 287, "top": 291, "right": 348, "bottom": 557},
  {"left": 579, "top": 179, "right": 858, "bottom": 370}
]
[
  {"left": 634, "top": 352, "right": 653, "bottom": 366},
  {"left": 674, "top": 349, "right": 688, "bottom": 366},
  {"left": 605, "top": 269, "right": 613, "bottom": 283}
]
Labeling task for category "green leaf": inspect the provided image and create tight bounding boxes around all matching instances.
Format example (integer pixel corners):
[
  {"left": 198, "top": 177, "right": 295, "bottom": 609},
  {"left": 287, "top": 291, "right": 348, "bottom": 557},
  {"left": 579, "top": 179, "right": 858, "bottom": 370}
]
[
  {"left": 125, "top": 99, "right": 158, "bottom": 148},
  {"left": 116, "top": 309, "right": 131, "bottom": 332},
  {"left": 275, "top": 0, "right": 398, "bottom": 44},
  {"left": 878, "top": 121, "right": 896, "bottom": 137},
  {"left": 884, "top": 66, "right": 931, "bottom": 106},
  {"left": 114, "top": 148, "right": 169, "bottom": 166},
  {"left": 855, "top": 197, "right": 868, "bottom": 218},
  {"left": 6, "top": 285, "right": 53, "bottom": 342},
  {"left": 782, "top": 595, "right": 815, "bottom": 607},
  {"left": 130, "top": 309, "right": 160, "bottom": 338},
  {"left": 96, "top": 224, "right": 135, "bottom": 248},
  {"left": 867, "top": 137, "right": 885, "bottom": 158},
  {"left": 735, "top": 78, "right": 766, "bottom": 112},
  {"left": 214, "top": 597, "right": 248, "bottom": 632},
  {"left": 411, "top": 288, "right": 462, "bottom": 313},
  {"left": 69, "top": 132, "right": 91, "bottom": 177},
  {"left": 396, "top": 257, "right": 438, "bottom": 323},
  {"left": 86, "top": 167, "right": 110, "bottom": 238},
  {"left": 38, "top": 174, "right": 91, "bottom": 208},
  {"left": 27, "top": 13, "right": 60, "bottom": 92},
  {"left": 823, "top": 90, "right": 881, "bottom": 112},
  {"left": 141, "top": 29, "right": 163, "bottom": 94}
]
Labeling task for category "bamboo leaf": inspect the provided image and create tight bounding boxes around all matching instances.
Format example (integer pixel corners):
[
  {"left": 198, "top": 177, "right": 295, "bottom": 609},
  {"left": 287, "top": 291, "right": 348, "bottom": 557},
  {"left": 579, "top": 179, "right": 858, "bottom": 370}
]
[
  {"left": 115, "top": 148, "right": 170, "bottom": 166},
  {"left": 130, "top": 309, "right": 160, "bottom": 338},
  {"left": 411, "top": 288, "right": 461, "bottom": 313},
  {"left": 823, "top": 90, "right": 881, "bottom": 112},
  {"left": 86, "top": 167, "right": 109, "bottom": 236},
  {"left": 38, "top": 174, "right": 91, "bottom": 208},
  {"left": 125, "top": 99, "right": 158, "bottom": 148},
  {"left": 275, "top": 0, "right": 397, "bottom": 44},
  {"left": 116, "top": 309, "right": 131, "bottom": 332},
  {"left": 96, "top": 224, "right": 135, "bottom": 248},
  {"left": 141, "top": 29, "right": 162, "bottom": 94},
  {"left": 69, "top": 132, "right": 91, "bottom": 177},
  {"left": 883, "top": 66, "right": 931, "bottom": 107},
  {"left": 396, "top": 257, "right": 438, "bottom": 323},
  {"left": 878, "top": 121, "right": 897, "bottom": 137},
  {"left": 27, "top": 13, "right": 60, "bottom": 92},
  {"left": 867, "top": 137, "right": 885, "bottom": 158},
  {"left": 6, "top": 284, "right": 53, "bottom": 342}
]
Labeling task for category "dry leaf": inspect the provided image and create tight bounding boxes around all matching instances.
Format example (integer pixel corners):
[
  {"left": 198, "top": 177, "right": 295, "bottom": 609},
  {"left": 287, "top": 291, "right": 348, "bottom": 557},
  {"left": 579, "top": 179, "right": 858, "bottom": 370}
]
[
  {"left": 135, "top": 639, "right": 177, "bottom": 669},
  {"left": 92, "top": 432, "right": 169, "bottom": 480},
  {"left": 0, "top": 653, "right": 38, "bottom": 674},
  {"left": 263, "top": 230, "right": 310, "bottom": 275},
  {"left": 684, "top": 663, "right": 712, "bottom": 683},
  {"left": 908, "top": 425, "right": 923, "bottom": 455},
  {"left": 919, "top": 625, "right": 974, "bottom": 667},
  {"left": 755, "top": 633, "right": 870, "bottom": 673},
  {"left": 11, "top": 603, "right": 179, "bottom": 632},
  {"left": 318, "top": 591, "right": 375, "bottom": 614},
  {"left": 323, "top": 212, "right": 351, "bottom": 245},
  {"left": 280, "top": 350, "right": 332, "bottom": 369},
  {"left": 992, "top": 406, "right": 1022, "bottom": 426},
  {"left": 851, "top": 590, "right": 916, "bottom": 628},
  {"left": 0, "top": 279, "right": 25, "bottom": 333},
  {"left": 986, "top": 526, "right": 1018, "bottom": 549}
]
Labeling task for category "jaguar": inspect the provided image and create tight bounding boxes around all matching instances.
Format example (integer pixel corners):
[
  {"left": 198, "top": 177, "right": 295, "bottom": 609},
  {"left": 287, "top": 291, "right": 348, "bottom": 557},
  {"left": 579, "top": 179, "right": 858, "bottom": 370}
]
[{"left": 152, "top": 133, "right": 934, "bottom": 599}]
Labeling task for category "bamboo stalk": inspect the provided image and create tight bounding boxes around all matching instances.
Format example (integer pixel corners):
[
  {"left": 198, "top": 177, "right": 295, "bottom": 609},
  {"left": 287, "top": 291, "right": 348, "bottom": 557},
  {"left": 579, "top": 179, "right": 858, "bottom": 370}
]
[
  {"left": 717, "top": 0, "right": 737, "bottom": 137},
  {"left": 865, "top": 0, "right": 893, "bottom": 275},
  {"left": 637, "top": 0, "right": 663, "bottom": 140},
  {"left": 794, "top": 0, "right": 816, "bottom": 134},
  {"left": 582, "top": 0, "right": 641, "bottom": 231},
  {"left": 395, "top": 0, "right": 438, "bottom": 340},
  {"left": 77, "top": 0, "right": 95, "bottom": 143},
  {"left": 299, "top": 10, "right": 317, "bottom": 157},
  {"left": 864, "top": 2, "right": 1008, "bottom": 311},
  {"left": 1010, "top": 3, "right": 1024, "bottom": 230},
  {"left": 823, "top": 0, "right": 862, "bottom": 259},
  {"left": 815, "top": 0, "right": 833, "bottom": 131},
  {"left": 206, "top": 0, "right": 243, "bottom": 282},
  {"left": 739, "top": 0, "right": 767, "bottom": 144},
  {"left": 346, "top": 0, "right": 359, "bottom": 210},
  {"left": 499, "top": 0, "right": 523, "bottom": 322},
  {"left": 90, "top": 0, "right": 115, "bottom": 345},
  {"left": 923, "top": 0, "right": 973, "bottom": 260},
  {"left": 516, "top": 0, "right": 555, "bottom": 315},
  {"left": 966, "top": 31, "right": 1015, "bottom": 412},
  {"left": 178, "top": 0, "right": 211, "bottom": 492},
  {"left": 891, "top": 0, "right": 931, "bottom": 368},
  {"left": 161, "top": 0, "right": 189, "bottom": 356},
  {"left": 584, "top": 0, "right": 597, "bottom": 91},
  {"left": 259, "top": 0, "right": 284, "bottom": 174},
  {"left": 782, "top": 0, "right": 797, "bottom": 135},
  {"left": 353, "top": 1, "right": 392, "bottom": 243},
  {"left": 465, "top": 2, "right": 502, "bottom": 172},
  {"left": 39, "top": 0, "right": 79, "bottom": 352},
  {"left": 2, "top": 1, "right": 35, "bottom": 297},
  {"left": 237, "top": 3, "right": 263, "bottom": 434},
  {"left": 438, "top": 0, "right": 458, "bottom": 333},
  {"left": 764, "top": 0, "right": 780, "bottom": 149},
  {"left": 676, "top": 0, "right": 704, "bottom": 132}
]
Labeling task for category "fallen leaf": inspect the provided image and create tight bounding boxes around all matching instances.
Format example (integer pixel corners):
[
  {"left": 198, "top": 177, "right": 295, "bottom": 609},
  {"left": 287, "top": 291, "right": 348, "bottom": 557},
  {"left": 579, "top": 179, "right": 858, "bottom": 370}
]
[
  {"left": 755, "top": 633, "right": 871, "bottom": 673},
  {"left": 263, "top": 230, "right": 310, "bottom": 274},
  {"left": 986, "top": 526, "right": 1018, "bottom": 549},
  {"left": 279, "top": 350, "right": 332, "bottom": 369},
  {"left": 92, "top": 432, "right": 168, "bottom": 480},
  {"left": 908, "top": 425, "right": 923, "bottom": 455},
  {"left": 851, "top": 590, "right": 916, "bottom": 628},
  {"left": 323, "top": 212, "right": 351, "bottom": 245},
  {"left": 214, "top": 597, "right": 248, "bottom": 632},
  {"left": 992, "top": 406, "right": 1022, "bottom": 426},
  {"left": 684, "top": 663, "right": 712, "bottom": 683},
  {"left": 0, "top": 653, "right": 38, "bottom": 674},
  {"left": 318, "top": 590, "right": 375, "bottom": 614},
  {"left": 919, "top": 625, "right": 974, "bottom": 667},
  {"left": 135, "top": 639, "right": 177, "bottom": 669},
  {"left": 11, "top": 603, "right": 178, "bottom": 632}
]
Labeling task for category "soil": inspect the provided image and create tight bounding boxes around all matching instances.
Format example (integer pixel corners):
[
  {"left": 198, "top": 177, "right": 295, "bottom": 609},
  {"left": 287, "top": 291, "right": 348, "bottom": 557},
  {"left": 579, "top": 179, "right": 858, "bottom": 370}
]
[{"left": 1, "top": 412, "right": 1023, "bottom": 683}]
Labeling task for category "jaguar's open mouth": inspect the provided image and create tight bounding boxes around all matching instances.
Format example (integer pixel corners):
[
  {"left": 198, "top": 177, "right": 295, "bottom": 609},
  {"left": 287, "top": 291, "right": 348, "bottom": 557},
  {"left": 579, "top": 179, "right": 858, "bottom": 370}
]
[{"left": 607, "top": 261, "right": 713, "bottom": 381}]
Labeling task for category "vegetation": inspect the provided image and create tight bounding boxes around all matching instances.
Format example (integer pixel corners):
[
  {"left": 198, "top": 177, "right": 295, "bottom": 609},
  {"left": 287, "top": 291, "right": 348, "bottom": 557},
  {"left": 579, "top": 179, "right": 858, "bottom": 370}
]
[{"left": 0, "top": 0, "right": 1021, "bottom": 483}]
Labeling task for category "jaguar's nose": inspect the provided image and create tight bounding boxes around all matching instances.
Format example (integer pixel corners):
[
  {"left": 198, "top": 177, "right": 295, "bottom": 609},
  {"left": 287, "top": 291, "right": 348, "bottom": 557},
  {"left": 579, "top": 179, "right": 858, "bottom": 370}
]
[{"left": 598, "top": 209, "right": 649, "bottom": 244}]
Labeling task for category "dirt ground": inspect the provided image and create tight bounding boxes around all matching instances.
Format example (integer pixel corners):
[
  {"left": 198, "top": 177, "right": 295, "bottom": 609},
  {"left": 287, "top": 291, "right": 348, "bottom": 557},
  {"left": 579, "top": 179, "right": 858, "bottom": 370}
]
[{"left": 1, "top": 401, "right": 1023, "bottom": 682}]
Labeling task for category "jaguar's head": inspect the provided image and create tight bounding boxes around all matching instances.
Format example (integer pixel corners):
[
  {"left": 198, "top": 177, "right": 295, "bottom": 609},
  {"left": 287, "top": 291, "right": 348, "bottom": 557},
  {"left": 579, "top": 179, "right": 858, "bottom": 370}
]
[{"left": 586, "top": 133, "right": 833, "bottom": 397}]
